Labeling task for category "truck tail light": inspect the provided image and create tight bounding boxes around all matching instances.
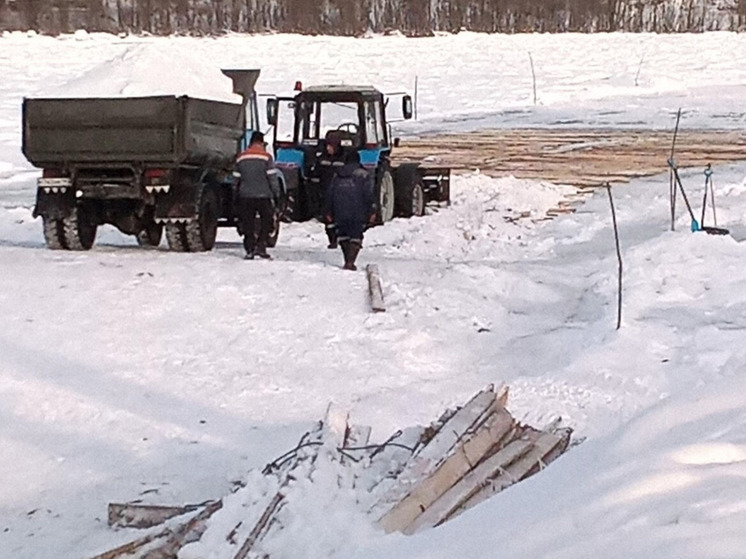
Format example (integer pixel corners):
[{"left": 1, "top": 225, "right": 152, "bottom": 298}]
[
  {"left": 42, "top": 168, "right": 64, "bottom": 178},
  {"left": 143, "top": 169, "right": 170, "bottom": 193}
]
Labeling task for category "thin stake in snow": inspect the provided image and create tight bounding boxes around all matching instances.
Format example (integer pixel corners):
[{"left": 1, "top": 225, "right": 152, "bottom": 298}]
[
  {"left": 669, "top": 108, "right": 682, "bottom": 231},
  {"left": 701, "top": 164, "right": 718, "bottom": 227},
  {"left": 414, "top": 75, "right": 419, "bottom": 120},
  {"left": 528, "top": 51, "right": 537, "bottom": 106},
  {"left": 605, "top": 183, "right": 623, "bottom": 330}
]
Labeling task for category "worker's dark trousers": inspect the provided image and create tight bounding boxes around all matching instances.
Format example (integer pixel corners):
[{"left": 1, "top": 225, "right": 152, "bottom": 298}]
[{"left": 238, "top": 197, "right": 274, "bottom": 255}]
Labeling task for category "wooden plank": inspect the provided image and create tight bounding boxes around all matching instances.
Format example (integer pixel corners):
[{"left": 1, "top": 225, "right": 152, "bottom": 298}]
[
  {"left": 378, "top": 407, "right": 515, "bottom": 533},
  {"left": 89, "top": 501, "right": 222, "bottom": 559},
  {"left": 393, "top": 127, "right": 746, "bottom": 196},
  {"left": 442, "top": 431, "right": 566, "bottom": 524},
  {"left": 366, "top": 264, "right": 385, "bottom": 313},
  {"left": 233, "top": 491, "right": 285, "bottom": 559},
  {"left": 107, "top": 502, "right": 205, "bottom": 529},
  {"left": 373, "top": 387, "right": 500, "bottom": 515},
  {"left": 401, "top": 436, "right": 534, "bottom": 534}
]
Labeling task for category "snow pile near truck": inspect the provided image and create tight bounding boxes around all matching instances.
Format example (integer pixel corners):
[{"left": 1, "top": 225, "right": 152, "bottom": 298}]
[{"left": 42, "top": 42, "right": 241, "bottom": 102}]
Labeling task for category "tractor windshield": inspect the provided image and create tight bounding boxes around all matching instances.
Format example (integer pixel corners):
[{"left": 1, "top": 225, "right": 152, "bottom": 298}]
[{"left": 298, "top": 100, "right": 361, "bottom": 146}]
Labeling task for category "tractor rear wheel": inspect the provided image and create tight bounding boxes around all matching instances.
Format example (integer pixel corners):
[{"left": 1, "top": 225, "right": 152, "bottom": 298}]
[{"left": 401, "top": 179, "right": 426, "bottom": 218}]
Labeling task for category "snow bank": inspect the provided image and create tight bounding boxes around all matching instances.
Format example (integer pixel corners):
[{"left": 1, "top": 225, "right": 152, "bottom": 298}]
[
  {"left": 42, "top": 42, "right": 241, "bottom": 102},
  {"left": 371, "top": 173, "right": 574, "bottom": 262}
]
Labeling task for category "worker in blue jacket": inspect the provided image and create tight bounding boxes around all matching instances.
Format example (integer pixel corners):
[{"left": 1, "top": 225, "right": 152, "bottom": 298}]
[{"left": 324, "top": 151, "right": 376, "bottom": 271}]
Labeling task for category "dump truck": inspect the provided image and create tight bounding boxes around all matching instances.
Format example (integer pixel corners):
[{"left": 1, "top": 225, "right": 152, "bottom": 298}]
[{"left": 22, "top": 69, "right": 274, "bottom": 251}]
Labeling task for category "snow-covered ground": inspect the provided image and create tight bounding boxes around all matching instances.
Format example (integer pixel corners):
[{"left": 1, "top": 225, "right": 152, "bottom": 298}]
[{"left": 1, "top": 31, "right": 746, "bottom": 559}]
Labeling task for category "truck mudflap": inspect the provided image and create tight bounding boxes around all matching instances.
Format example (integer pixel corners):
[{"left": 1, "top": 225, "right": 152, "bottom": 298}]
[
  {"left": 154, "top": 183, "right": 198, "bottom": 223},
  {"left": 33, "top": 182, "right": 76, "bottom": 219},
  {"left": 420, "top": 166, "right": 451, "bottom": 205}
]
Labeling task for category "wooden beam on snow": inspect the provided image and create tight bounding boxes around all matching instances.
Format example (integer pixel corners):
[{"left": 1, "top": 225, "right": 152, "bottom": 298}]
[
  {"left": 107, "top": 502, "right": 206, "bottom": 529},
  {"left": 89, "top": 500, "right": 222, "bottom": 559},
  {"left": 366, "top": 264, "right": 385, "bottom": 313}
]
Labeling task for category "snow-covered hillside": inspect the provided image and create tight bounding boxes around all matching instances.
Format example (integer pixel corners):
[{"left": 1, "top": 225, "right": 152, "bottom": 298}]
[{"left": 1, "top": 32, "right": 746, "bottom": 559}]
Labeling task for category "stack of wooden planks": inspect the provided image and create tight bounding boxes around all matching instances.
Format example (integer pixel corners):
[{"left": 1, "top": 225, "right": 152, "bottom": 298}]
[
  {"left": 393, "top": 128, "right": 746, "bottom": 188},
  {"left": 372, "top": 385, "right": 571, "bottom": 534},
  {"left": 89, "top": 386, "right": 571, "bottom": 559}
]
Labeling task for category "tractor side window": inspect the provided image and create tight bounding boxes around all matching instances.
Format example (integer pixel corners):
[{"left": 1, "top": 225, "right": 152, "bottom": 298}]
[
  {"left": 299, "top": 101, "right": 318, "bottom": 144},
  {"left": 364, "top": 101, "right": 386, "bottom": 147},
  {"left": 275, "top": 100, "right": 296, "bottom": 143},
  {"left": 365, "top": 101, "right": 381, "bottom": 147}
]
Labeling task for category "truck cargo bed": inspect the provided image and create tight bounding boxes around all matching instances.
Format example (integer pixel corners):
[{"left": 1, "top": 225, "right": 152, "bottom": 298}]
[{"left": 22, "top": 96, "right": 245, "bottom": 169}]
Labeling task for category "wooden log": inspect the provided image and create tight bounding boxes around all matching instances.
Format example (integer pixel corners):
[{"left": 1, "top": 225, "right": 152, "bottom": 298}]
[
  {"left": 366, "top": 264, "right": 385, "bottom": 313},
  {"left": 107, "top": 503, "right": 204, "bottom": 529},
  {"left": 378, "top": 407, "right": 515, "bottom": 534}
]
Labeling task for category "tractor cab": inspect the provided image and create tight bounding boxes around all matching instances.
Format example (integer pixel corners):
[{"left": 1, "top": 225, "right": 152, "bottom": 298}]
[{"left": 266, "top": 85, "right": 447, "bottom": 223}]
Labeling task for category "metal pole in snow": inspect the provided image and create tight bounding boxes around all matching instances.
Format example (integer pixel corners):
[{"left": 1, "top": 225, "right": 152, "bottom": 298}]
[{"left": 606, "top": 183, "right": 623, "bottom": 331}]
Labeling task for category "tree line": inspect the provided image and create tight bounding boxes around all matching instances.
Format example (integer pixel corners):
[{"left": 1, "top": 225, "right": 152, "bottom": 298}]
[{"left": 2, "top": 0, "right": 746, "bottom": 35}]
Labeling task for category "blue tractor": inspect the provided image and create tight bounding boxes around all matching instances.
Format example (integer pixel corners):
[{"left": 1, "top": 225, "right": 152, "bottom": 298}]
[{"left": 265, "top": 84, "right": 450, "bottom": 224}]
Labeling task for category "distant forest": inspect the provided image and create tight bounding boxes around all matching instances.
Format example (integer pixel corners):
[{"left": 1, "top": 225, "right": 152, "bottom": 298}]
[{"left": 2, "top": 0, "right": 746, "bottom": 35}]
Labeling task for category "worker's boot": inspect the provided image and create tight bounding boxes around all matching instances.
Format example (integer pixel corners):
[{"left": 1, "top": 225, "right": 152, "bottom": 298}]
[
  {"left": 326, "top": 225, "right": 338, "bottom": 249},
  {"left": 344, "top": 241, "right": 361, "bottom": 271},
  {"left": 339, "top": 240, "right": 350, "bottom": 268},
  {"left": 254, "top": 241, "right": 271, "bottom": 260}
]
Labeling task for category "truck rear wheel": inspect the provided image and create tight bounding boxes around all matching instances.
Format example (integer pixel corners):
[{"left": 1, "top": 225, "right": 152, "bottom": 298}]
[
  {"left": 165, "top": 185, "right": 218, "bottom": 252},
  {"left": 165, "top": 222, "right": 188, "bottom": 252},
  {"left": 62, "top": 208, "right": 97, "bottom": 250},
  {"left": 42, "top": 217, "right": 65, "bottom": 250},
  {"left": 136, "top": 222, "right": 163, "bottom": 247},
  {"left": 184, "top": 186, "right": 218, "bottom": 251}
]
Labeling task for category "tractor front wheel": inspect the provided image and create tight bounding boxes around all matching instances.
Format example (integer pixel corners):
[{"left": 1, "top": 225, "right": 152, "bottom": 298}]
[{"left": 378, "top": 170, "right": 395, "bottom": 223}]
